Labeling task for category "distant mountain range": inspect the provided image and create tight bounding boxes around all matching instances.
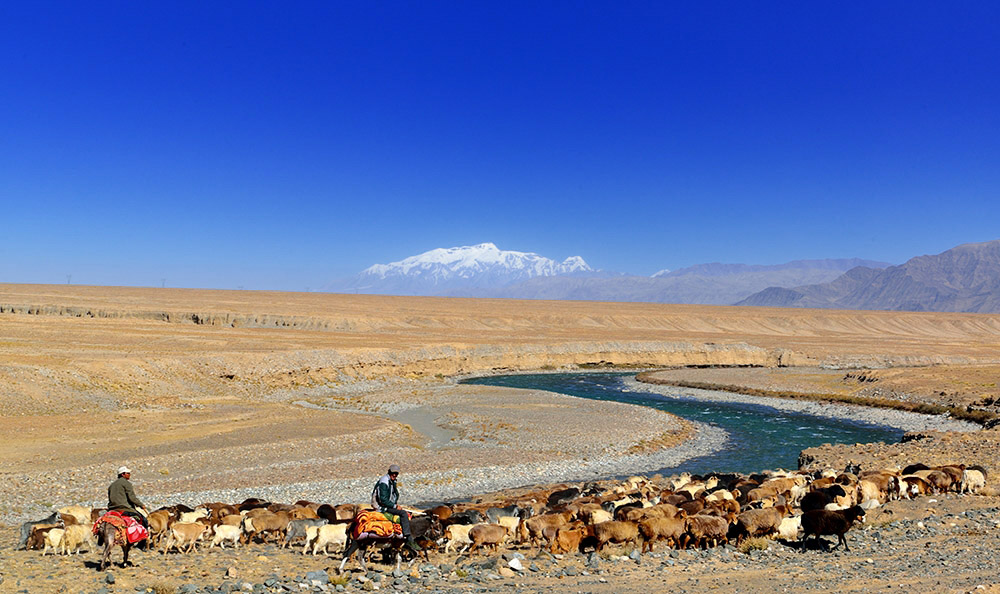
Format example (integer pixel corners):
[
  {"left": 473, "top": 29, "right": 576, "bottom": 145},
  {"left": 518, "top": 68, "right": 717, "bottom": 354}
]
[
  {"left": 330, "top": 243, "right": 595, "bottom": 296},
  {"left": 445, "top": 259, "right": 889, "bottom": 305},
  {"left": 736, "top": 240, "right": 1000, "bottom": 313},
  {"left": 327, "top": 239, "right": 1000, "bottom": 313},
  {"left": 327, "top": 243, "right": 890, "bottom": 305}
]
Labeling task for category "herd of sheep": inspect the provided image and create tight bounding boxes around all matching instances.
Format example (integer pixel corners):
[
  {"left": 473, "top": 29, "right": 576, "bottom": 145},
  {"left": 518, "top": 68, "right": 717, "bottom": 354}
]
[{"left": 16, "top": 461, "right": 989, "bottom": 569}]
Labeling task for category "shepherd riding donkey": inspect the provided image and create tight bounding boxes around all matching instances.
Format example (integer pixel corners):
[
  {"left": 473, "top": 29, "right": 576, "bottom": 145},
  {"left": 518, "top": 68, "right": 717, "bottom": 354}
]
[
  {"left": 94, "top": 466, "right": 150, "bottom": 570},
  {"left": 338, "top": 464, "right": 431, "bottom": 573}
]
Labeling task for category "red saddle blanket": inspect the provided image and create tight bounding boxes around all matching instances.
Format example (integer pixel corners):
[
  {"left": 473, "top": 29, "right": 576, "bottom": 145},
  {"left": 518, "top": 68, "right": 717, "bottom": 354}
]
[{"left": 93, "top": 511, "right": 149, "bottom": 545}]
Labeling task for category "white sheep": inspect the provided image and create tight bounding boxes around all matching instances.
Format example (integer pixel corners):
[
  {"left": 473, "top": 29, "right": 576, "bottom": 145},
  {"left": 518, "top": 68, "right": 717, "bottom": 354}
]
[
  {"left": 776, "top": 515, "right": 801, "bottom": 541},
  {"left": 960, "top": 469, "right": 986, "bottom": 494},
  {"left": 304, "top": 523, "right": 348, "bottom": 555},
  {"left": 444, "top": 523, "right": 481, "bottom": 554},
  {"left": 61, "top": 524, "right": 93, "bottom": 555},
  {"left": 42, "top": 528, "right": 65, "bottom": 555},
  {"left": 178, "top": 508, "right": 210, "bottom": 524},
  {"left": 210, "top": 524, "right": 241, "bottom": 549},
  {"left": 57, "top": 505, "right": 93, "bottom": 526},
  {"left": 496, "top": 515, "right": 521, "bottom": 538}
]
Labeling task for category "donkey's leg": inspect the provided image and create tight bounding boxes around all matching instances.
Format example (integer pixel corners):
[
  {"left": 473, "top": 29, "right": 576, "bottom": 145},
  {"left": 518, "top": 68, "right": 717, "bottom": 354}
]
[{"left": 338, "top": 539, "right": 361, "bottom": 574}]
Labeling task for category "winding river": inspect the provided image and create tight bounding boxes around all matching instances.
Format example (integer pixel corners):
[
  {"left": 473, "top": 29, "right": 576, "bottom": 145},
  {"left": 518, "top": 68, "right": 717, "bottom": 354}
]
[{"left": 462, "top": 372, "right": 903, "bottom": 476}]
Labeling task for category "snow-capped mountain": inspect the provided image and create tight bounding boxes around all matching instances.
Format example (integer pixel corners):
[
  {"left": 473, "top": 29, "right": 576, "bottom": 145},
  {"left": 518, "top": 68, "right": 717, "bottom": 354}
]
[{"left": 332, "top": 243, "right": 593, "bottom": 295}]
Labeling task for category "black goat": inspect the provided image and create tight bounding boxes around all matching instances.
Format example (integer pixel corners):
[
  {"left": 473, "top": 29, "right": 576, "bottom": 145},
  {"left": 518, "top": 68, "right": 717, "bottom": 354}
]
[{"left": 800, "top": 505, "right": 866, "bottom": 552}]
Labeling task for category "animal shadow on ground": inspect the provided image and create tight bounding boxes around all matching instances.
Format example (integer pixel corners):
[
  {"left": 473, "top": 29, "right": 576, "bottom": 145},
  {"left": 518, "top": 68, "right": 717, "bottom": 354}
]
[
  {"left": 85, "top": 559, "right": 139, "bottom": 570},
  {"left": 798, "top": 537, "right": 834, "bottom": 552}
]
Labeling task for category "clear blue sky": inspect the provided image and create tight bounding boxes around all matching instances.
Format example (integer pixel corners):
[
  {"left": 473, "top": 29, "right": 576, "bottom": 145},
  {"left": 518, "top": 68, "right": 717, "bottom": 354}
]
[{"left": 2, "top": 2, "right": 998, "bottom": 290}]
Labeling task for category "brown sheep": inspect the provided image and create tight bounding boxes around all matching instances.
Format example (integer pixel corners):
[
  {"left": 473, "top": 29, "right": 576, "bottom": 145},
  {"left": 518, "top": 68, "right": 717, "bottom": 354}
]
[
  {"left": 734, "top": 507, "right": 786, "bottom": 542},
  {"left": 705, "top": 498, "right": 740, "bottom": 516},
  {"left": 243, "top": 507, "right": 274, "bottom": 519},
  {"left": 550, "top": 525, "right": 587, "bottom": 554},
  {"left": 162, "top": 522, "right": 207, "bottom": 554},
  {"left": 913, "top": 470, "right": 952, "bottom": 493},
  {"left": 27, "top": 525, "right": 61, "bottom": 552},
  {"left": 678, "top": 499, "right": 705, "bottom": 516},
  {"left": 566, "top": 501, "right": 603, "bottom": 519},
  {"left": 639, "top": 515, "right": 686, "bottom": 552},
  {"left": 661, "top": 492, "right": 692, "bottom": 507},
  {"left": 467, "top": 524, "right": 508, "bottom": 555},
  {"left": 900, "top": 475, "right": 931, "bottom": 499},
  {"left": 935, "top": 465, "right": 965, "bottom": 492},
  {"left": 858, "top": 471, "right": 900, "bottom": 501},
  {"left": 681, "top": 515, "right": 729, "bottom": 549},
  {"left": 520, "top": 511, "right": 574, "bottom": 548},
  {"left": 208, "top": 504, "right": 239, "bottom": 521},
  {"left": 289, "top": 506, "right": 319, "bottom": 520},
  {"left": 147, "top": 510, "right": 172, "bottom": 547},
  {"left": 426, "top": 505, "right": 453, "bottom": 522},
  {"left": 219, "top": 513, "right": 244, "bottom": 527},
  {"left": 592, "top": 520, "right": 639, "bottom": 552},
  {"left": 242, "top": 511, "right": 291, "bottom": 544}
]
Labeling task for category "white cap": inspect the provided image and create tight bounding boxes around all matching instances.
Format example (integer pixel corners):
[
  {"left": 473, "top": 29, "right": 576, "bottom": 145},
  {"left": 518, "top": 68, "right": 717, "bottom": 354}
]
[{"left": 118, "top": 466, "right": 131, "bottom": 474}]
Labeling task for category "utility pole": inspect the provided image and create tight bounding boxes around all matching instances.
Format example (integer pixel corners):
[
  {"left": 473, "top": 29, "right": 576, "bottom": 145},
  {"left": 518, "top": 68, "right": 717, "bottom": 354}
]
[{"left": 66, "top": 274, "right": 72, "bottom": 285}]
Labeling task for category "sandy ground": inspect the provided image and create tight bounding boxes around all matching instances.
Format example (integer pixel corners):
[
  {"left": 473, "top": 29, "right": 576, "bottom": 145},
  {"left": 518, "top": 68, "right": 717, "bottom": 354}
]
[
  {"left": 0, "top": 380, "right": 697, "bottom": 524},
  {"left": 4, "top": 285, "right": 1000, "bottom": 591}
]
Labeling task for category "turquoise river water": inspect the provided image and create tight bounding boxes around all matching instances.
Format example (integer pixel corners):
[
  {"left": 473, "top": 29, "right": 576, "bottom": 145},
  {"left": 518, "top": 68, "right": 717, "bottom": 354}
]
[{"left": 462, "top": 372, "right": 903, "bottom": 476}]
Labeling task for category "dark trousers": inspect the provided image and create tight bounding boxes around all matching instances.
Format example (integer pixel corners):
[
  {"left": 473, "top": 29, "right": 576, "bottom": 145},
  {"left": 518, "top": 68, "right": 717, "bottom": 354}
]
[
  {"left": 383, "top": 507, "right": 410, "bottom": 537},
  {"left": 120, "top": 509, "right": 148, "bottom": 530}
]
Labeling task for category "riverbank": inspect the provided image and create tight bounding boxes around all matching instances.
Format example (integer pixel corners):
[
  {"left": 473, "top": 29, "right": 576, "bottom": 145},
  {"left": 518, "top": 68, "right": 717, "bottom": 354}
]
[
  {"left": 0, "top": 379, "right": 712, "bottom": 525},
  {"left": 628, "top": 375, "right": 981, "bottom": 434},
  {"left": 633, "top": 368, "right": 1000, "bottom": 486},
  {"left": 5, "top": 367, "right": 992, "bottom": 526}
]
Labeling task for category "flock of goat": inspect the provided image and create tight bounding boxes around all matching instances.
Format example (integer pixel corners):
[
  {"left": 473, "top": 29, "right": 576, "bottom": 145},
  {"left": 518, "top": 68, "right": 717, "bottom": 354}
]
[{"left": 16, "top": 461, "right": 988, "bottom": 570}]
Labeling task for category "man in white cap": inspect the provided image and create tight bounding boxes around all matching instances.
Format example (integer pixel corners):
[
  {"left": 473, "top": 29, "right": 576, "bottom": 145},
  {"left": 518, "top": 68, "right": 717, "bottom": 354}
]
[
  {"left": 108, "top": 465, "right": 148, "bottom": 529},
  {"left": 371, "top": 463, "right": 418, "bottom": 552}
]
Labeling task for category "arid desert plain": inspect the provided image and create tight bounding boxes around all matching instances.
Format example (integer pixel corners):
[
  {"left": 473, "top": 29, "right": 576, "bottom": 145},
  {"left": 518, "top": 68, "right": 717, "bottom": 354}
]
[{"left": 2, "top": 283, "right": 1000, "bottom": 593}]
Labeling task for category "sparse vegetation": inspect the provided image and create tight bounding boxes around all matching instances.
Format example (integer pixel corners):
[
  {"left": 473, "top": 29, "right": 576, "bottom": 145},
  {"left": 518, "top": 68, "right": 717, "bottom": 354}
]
[
  {"left": 738, "top": 537, "right": 770, "bottom": 553},
  {"left": 147, "top": 580, "right": 178, "bottom": 594}
]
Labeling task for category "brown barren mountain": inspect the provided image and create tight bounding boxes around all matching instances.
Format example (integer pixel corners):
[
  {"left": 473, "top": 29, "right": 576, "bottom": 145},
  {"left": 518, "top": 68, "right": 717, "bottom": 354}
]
[{"left": 738, "top": 239, "right": 1000, "bottom": 312}]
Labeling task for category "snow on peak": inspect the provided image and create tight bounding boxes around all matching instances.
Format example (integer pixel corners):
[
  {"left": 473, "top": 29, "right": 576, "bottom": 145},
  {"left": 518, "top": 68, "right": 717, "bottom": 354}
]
[
  {"left": 359, "top": 243, "right": 592, "bottom": 289},
  {"left": 651, "top": 269, "right": 671, "bottom": 278}
]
